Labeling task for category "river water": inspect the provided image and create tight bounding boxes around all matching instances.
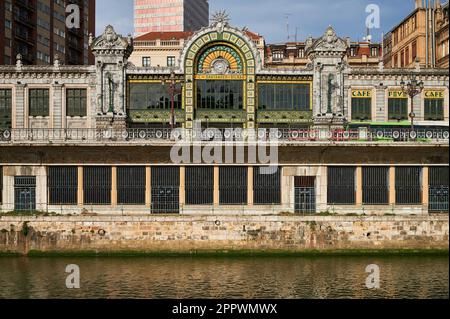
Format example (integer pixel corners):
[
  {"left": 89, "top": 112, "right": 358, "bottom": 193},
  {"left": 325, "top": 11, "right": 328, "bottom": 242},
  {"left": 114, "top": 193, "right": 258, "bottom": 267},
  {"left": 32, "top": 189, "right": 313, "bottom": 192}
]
[{"left": 0, "top": 256, "right": 448, "bottom": 299}]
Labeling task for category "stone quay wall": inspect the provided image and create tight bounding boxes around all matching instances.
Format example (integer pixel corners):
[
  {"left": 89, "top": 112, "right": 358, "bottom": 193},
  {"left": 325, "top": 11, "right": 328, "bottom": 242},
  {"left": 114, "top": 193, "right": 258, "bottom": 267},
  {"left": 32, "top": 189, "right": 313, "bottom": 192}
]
[{"left": 0, "top": 215, "right": 448, "bottom": 255}]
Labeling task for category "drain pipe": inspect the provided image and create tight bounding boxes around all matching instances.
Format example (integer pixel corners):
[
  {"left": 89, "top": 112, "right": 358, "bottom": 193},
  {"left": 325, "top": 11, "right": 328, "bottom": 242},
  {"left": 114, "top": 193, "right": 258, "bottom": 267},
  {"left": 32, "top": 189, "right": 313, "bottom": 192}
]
[{"left": 425, "top": 0, "right": 429, "bottom": 68}]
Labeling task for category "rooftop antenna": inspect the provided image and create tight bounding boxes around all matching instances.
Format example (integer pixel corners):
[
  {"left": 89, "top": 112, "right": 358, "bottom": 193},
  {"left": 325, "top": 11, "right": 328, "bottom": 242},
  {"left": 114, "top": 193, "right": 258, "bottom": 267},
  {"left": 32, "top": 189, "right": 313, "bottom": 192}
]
[
  {"left": 295, "top": 27, "right": 299, "bottom": 42},
  {"left": 284, "top": 13, "right": 292, "bottom": 41}
]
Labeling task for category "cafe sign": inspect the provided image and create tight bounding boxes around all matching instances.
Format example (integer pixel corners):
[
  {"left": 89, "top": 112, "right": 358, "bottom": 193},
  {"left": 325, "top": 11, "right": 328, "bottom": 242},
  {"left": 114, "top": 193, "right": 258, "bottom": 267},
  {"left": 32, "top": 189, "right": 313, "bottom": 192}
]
[
  {"left": 424, "top": 90, "right": 445, "bottom": 99},
  {"left": 388, "top": 91, "right": 408, "bottom": 99},
  {"left": 352, "top": 90, "right": 372, "bottom": 98}
]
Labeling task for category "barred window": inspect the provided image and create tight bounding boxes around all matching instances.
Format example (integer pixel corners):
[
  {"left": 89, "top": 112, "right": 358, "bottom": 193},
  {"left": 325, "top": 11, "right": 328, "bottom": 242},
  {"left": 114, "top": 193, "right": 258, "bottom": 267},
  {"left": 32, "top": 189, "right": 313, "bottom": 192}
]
[
  {"left": 220, "top": 167, "right": 247, "bottom": 205},
  {"left": 186, "top": 167, "right": 214, "bottom": 205},
  {"left": 48, "top": 167, "right": 78, "bottom": 205},
  {"left": 253, "top": 167, "right": 281, "bottom": 205},
  {"left": 388, "top": 98, "right": 408, "bottom": 121},
  {"left": 151, "top": 167, "right": 179, "bottom": 214},
  {"left": 66, "top": 89, "right": 87, "bottom": 117},
  {"left": 351, "top": 98, "right": 372, "bottom": 121},
  {"left": 258, "top": 83, "right": 310, "bottom": 111},
  {"left": 29, "top": 89, "right": 49, "bottom": 117},
  {"left": 0, "top": 89, "right": 12, "bottom": 129},
  {"left": 129, "top": 83, "right": 182, "bottom": 110},
  {"left": 363, "top": 167, "right": 389, "bottom": 205},
  {"left": 117, "top": 167, "right": 146, "bottom": 205},
  {"left": 328, "top": 167, "right": 356, "bottom": 205},
  {"left": 196, "top": 80, "right": 243, "bottom": 110},
  {"left": 424, "top": 99, "right": 444, "bottom": 121},
  {"left": 83, "top": 167, "right": 111, "bottom": 205},
  {"left": 429, "top": 167, "right": 449, "bottom": 213},
  {"left": 396, "top": 167, "right": 422, "bottom": 204}
]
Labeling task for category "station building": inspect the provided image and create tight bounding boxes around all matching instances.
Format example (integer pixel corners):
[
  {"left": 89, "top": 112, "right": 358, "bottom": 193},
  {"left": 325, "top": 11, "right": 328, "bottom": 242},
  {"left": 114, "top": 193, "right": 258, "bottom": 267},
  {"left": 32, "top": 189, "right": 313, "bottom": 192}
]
[{"left": 0, "top": 15, "right": 449, "bottom": 215}]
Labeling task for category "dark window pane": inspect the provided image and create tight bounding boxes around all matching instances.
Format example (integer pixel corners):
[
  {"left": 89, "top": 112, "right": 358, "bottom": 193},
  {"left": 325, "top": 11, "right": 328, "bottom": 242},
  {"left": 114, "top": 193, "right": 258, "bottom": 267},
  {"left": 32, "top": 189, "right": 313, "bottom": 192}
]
[
  {"left": 351, "top": 98, "right": 372, "bottom": 121},
  {"left": 66, "top": 89, "right": 87, "bottom": 117},
  {"left": 196, "top": 80, "right": 243, "bottom": 110},
  {"left": 328, "top": 167, "right": 356, "bottom": 205},
  {"left": 186, "top": 167, "right": 214, "bottom": 205},
  {"left": 129, "top": 82, "right": 182, "bottom": 110},
  {"left": 0, "top": 89, "right": 12, "bottom": 129},
  {"left": 429, "top": 167, "right": 449, "bottom": 213},
  {"left": 258, "top": 83, "right": 310, "bottom": 111},
  {"left": 48, "top": 167, "right": 78, "bottom": 205},
  {"left": 83, "top": 167, "right": 111, "bottom": 205},
  {"left": 424, "top": 99, "right": 444, "bottom": 121},
  {"left": 363, "top": 167, "right": 389, "bottom": 205},
  {"left": 396, "top": 167, "right": 422, "bottom": 204},
  {"left": 29, "top": 89, "right": 49, "bottom": 117},
  {"left": 151, "top": 167, "right": 179, "bottom": 214},
  {"left": 220, "top": 167, "right": 247, "bottom": 205},
  {"left": 117, "top": 167, "right": 146, "bottom": 205},
  {"left": 388, "top": 98, "right": 408, "bottom": 121},
  {"left": 254, "top": 167, "right": 281, "bottom": 205}
]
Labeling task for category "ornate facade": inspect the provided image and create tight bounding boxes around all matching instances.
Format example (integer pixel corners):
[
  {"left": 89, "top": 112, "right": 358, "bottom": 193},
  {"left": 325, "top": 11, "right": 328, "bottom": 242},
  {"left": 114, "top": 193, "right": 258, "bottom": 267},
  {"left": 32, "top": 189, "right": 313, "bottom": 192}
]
[{"left": 0, "top": 18, "right": 449, "bottom": 216}]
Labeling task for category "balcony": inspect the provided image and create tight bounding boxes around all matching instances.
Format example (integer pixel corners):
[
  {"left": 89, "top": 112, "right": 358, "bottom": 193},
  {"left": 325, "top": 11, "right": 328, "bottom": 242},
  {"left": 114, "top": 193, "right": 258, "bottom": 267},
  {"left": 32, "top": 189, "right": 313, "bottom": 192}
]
[{"left": 0, "top": 127, "right": 448, "bottom": 145}]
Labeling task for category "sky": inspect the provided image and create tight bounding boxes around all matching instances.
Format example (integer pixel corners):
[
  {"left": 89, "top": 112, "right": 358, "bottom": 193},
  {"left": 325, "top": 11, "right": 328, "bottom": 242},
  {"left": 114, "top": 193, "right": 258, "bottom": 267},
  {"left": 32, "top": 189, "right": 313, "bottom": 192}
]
[{"left": 95, "top": 0, "right": 444, "bottom": 44}]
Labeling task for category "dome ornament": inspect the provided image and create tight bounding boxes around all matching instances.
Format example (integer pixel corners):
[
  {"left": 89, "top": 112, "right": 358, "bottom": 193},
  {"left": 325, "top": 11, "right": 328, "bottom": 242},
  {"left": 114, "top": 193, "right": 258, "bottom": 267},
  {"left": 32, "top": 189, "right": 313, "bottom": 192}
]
[{"left": 211, "top": 10, "right": 230, "bottom": 33}]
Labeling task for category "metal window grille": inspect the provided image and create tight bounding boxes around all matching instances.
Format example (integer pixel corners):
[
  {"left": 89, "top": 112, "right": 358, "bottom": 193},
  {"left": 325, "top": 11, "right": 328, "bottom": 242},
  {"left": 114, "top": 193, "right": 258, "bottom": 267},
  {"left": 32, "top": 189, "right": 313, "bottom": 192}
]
[
  {"left": 388, "top": 98, "right": 408, "bottom": 121},
  {"left": 48, "top": 167, "right": 78, "bottom": 205},
  {"left": 327, "top": 167, "right": 356, "bottom": 205},
  {"left": 0, "top": 89, "right": 12, "bottom": 129},
  {"left": 14, "top": 176, "right": 36, "bottom": 211},
  {"left": 29, "top": 89, "right": 49, "bottom": 117},
  {"left": 151, "top": 167, "right": 180, "bottom": 214},
  {"left": 254, "top": 167, "right": 281, "bottom": 205},
  {"left": 351, "top": 98, "right": 372, "bottom": 121},
  {"left": 66, "top": 89, "right": 87, "bottom": 117},
  {"left": 363, "top": 167, "right": 389, "bottom": 205},
  {"left": 424, "top": 99, "right": 444, "bottom": 121},
  {"left": 186, "top": 167, "right": 214, "bottom": 205},
  {"left": 395, "top": 167, "right": 422, "bottom": 205},
  {"left": 117, "top": 167, "right": 146, "bottom": 205},
  {"left": 429, "top": 167, "right": 449, "bottom": 213},
  {"left": 295, "top": 176, "right": 316, "bottom": 214},
  {"left": 258, "top": 83, "right": 310, "bottom": 111},
  {"left": 196, "top": 80, "right": 244, "bottom": 110},
  {"left": 219, "top": 167, "right": 247, "bottom": 205},
  {"left": 83, "top": 167, "right": 111, "bottom": 205}
]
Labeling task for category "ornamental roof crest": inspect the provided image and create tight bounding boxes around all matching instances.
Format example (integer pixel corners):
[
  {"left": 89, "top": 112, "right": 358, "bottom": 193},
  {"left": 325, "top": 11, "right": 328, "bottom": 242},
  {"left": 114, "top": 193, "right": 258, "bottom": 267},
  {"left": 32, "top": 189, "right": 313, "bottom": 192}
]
[
  {"left": 90, "top": 25, "right": 133, "bottom": 56},
  {"left": 210, "top": 10, "right": 230, "bottom": 33},
  {"left": 306, "top": 26, "right": 348, "bottom": 53}
]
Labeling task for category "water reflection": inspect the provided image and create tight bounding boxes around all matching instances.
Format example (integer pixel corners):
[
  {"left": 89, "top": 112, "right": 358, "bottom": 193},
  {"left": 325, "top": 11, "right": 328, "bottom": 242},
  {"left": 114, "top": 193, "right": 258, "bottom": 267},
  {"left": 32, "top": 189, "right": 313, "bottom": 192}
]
[{"left": 0, "top": 256, "right": 448, "bottom": 299}]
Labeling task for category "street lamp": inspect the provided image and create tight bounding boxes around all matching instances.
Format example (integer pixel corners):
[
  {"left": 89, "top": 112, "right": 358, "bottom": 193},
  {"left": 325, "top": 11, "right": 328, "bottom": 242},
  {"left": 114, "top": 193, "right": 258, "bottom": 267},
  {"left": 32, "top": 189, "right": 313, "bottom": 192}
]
[
  {"left": 162, "top": 71, "right": 183, "bottom": 130},
  {"left": 400, "top": 75, "right": 424, "bottom": 133}
]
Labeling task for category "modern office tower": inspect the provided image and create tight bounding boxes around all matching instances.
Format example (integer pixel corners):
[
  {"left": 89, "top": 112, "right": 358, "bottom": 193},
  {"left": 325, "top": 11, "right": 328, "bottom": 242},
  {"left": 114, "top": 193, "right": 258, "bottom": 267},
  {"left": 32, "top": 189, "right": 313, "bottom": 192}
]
[
  {"left": 0, "top": 0, "right": 96, "bottom": 65},
  {"left": 134, "top": 0, "right": 209, "bottom": 36}
]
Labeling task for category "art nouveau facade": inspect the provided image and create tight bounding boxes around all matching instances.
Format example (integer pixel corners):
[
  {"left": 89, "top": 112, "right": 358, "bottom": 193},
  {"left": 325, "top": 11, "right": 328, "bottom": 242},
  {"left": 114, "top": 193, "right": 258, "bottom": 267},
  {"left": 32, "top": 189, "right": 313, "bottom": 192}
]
[{"left": 0, "top": 17, "right": 449, "bottom": 216}]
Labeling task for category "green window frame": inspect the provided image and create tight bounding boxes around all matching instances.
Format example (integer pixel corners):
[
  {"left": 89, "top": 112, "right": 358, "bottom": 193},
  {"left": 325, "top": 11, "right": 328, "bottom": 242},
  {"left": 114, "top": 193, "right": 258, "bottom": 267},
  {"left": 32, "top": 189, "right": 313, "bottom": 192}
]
[
  {"left": 66, "top": 89, "right": 87, "bottom": 117},
  {"left": 129, "top": 82, "right": 182, "bottom": 110},
  {"left": 0, "top": 89, "right": 12, "bottom": 129},
  {"left": 196, "top": 80, "right": 243, "bottom": 110},
  {"left": 258, "top": 83, "right": 310, "bottom": 111},
  {"left": 424, "top": 99, "right": 444, "bottom": 121},
  {"left": 29, "top": 89, "right": 49, "bottom": 117},
  {"left": 388, "top": 98, "right": 408, "bottom": 121},
  {"left": 351, "top": 98, "right": 372, "bottom": 121}
]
